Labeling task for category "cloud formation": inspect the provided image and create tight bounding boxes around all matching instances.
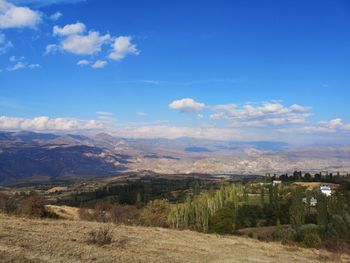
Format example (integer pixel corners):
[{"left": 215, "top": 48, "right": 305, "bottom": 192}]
[
  {"left": 48, "top": 22, "right": 139, "bottom": 66},
  {"left": 112, "top": 125, "right": 244, "bottom": 140},
  {"left": 96, "top": 111, "right": 113, "bottom": 116},
  {"left": 53, "top": 22, "right": 85, "bottom": 36},
  {"left": 0, "top": 115, "right": 103, "bottom": 131},
  {"left": 0, "top": 0, "right": 41, "bottom": 29},
  {"left": 77, "top": 59, "right": 89, "bottom": 66},
  {"left": 6, "top": 56, "right": 39, "bottom": 71},
  {"left": 91, "top": 60, "right": 107, "bottom": 69},
  {"left": 109, "top": 36, "right": 139, "bottom": 61},
  {"left": 169, "top": 98, "right": 206, "bottom": 113},
  {"left": 49, "top": 11, "right": 62, "bottom": 21},
  {"left": 0, "top": 32, "right": 12, "bottom": 54},
  {"left": 137, "top": 112, "right": 148, "bottom": 117},
  {"left": 209, "top": 102, "right": 311, "bottom": 127},
  {"left": 12, "top": 0, "right": 85, "bottom": 7},
  {"left": 296, "top": 118, "right": 350, "bottom": 133},
  {"left": 61, "top": 30, "right": 110, "bottom": 55}
]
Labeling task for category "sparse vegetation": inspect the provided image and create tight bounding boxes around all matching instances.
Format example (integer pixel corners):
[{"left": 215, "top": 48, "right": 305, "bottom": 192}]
[
  {"left": 0, "top": 213, "right": 345, "bottom": 263},
  {"left": 1, "top": 172, "right": 350, "bottom": 258},
  {"left": 87, "top": 226, "right": 113, "bottom": 245}
]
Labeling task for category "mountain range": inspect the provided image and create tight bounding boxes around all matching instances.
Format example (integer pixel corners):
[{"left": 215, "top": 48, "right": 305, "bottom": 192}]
[{"left": 0, "top": 131, "right": 349, "bottom": 183}]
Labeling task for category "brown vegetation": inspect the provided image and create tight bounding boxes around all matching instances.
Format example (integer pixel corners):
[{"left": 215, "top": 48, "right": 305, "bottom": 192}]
[{"left": 0, "top": 213, "right": 348, "bottom": 263}]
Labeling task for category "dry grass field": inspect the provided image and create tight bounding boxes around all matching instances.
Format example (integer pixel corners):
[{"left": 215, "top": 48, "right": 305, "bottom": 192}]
[{"left": 0, "top": 213, "right": 349, "bottom": 263}]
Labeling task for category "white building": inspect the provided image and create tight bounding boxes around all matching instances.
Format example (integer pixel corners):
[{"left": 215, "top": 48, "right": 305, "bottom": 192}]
[
  {"left": 320, "top": 185, "right": 332, "bottom": 196},
  {"left": 272, "top": 180, "right": 282, "bottom": 186},
  {"left": 302, "top": 197, "right": 318, "bottom": 207}
]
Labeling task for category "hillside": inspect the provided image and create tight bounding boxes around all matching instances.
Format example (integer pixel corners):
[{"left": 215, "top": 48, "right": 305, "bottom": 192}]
[
  {"left": 1, "top": 131, "right": 350, "bottom": 183},
  {"left": 0, "top": 213, "right": 347, "bottom": 263}
]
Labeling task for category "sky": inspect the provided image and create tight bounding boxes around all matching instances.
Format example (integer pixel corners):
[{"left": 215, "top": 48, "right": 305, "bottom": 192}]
[{"left": 0, "top": 0, "right": 350, "bottom": 144}]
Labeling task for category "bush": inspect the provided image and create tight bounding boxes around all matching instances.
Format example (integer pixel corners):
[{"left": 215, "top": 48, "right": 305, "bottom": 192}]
[
  {"left": 140, "top": 199, "right": 170, "bottom": 227},
  {"left": 209, "top": 205, "right": 235, "bottom": 234},
  {"left": 303, "top": 233, "right": 322, "bottom": 248},
  {"left": 235, "top": 205, "right": 263, "bottom": 229},
  {"left": 0, "top": 193, "right": 17, "bottom": 214},
  {"left": 78, "top": 208, "right": 96, "bottom": 221},
  {"left": 87, "top": 226, "right": 113, "bottom": 245},
  {"left": 297, "top": 224, "right": 323, "bottom": 242},
  {"left": 109, "top": 204, "right": 139, "bottom": 225},
  {"left": 93, "top": 202, "right": 112, "bottom": 222},
  {"left": 273, "top": 227, "right": 297, "bottom": 244},
  {"left": 18, "top": 195, "right": 51, "bottom": 218},
  {"left": 326, "top": 215, "right": 349, "bottom": 240}
]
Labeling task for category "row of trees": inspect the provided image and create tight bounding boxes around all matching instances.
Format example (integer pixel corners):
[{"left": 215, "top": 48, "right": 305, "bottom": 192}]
[{"left": 168, "top": 184, "right": 243, "bottom": 232}]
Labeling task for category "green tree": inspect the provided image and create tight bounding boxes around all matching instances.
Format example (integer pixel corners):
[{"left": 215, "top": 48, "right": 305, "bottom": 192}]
[
  {"left": 289, "top": 188, "right": 305, "bottom": 229},
  {"left": 317, "top": 193, "right": 328, "bottom": 226},
  {"left": 136, "top": 192, "right": 143, "bottom": 209},
  {"left": 260, "top": 186, "right": 265, "bottom": 205}
]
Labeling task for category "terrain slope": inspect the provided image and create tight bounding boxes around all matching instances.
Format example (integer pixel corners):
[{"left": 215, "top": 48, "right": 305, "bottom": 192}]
[{"left": 0, "top": 213, "right": 348, "bottom": 263}]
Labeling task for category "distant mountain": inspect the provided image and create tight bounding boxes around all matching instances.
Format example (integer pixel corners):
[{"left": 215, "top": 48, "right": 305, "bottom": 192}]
[
  {"left": 0, "top": 131, "right": 349, "bottom": 183},
  {"left": 185, "top": 147, "right": 211, "bottom": 153},
  {"left": 0, "top": 131, "right": 130, "bottom": 183}
]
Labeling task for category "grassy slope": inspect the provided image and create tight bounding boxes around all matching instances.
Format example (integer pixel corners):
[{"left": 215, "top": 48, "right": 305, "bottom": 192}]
[{"left": 0, "top": 213, "right": 348, "bottom": 263}]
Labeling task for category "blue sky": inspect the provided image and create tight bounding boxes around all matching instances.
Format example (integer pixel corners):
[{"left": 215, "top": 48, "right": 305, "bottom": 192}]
[{"left": 0, "top": 0, "right": 350, "bottom": 143}]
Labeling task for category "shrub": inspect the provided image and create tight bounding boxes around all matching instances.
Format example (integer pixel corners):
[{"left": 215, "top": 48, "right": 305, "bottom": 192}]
[
  {"left": 273, "top": 227, "right": 297, "bottom": 244},
  {"left": 0, "top": 193, "right": 17, "bottom": 214},
  {"left": 78, "top": 208, "right": 96, "bottom": 221},
  {"left": 93, "top": 202, "right": 111, "bottom": 222},
  {"left": 209, "top": 205, "right": 235, "bottom": 234},
  {"left": 18, "top": 195, "right": 49, "bottom": 218},
  {"left": 87, "top": 226, "right": 113, "bottom": 245},
  {"left": 235, "top": 205, "right": 263, "bottom": 229},
  {"left": 326, "top": 215, "right": 349, "bottom": 240},
  {"left": 297, "top": 224, "right": 323, "bottom": 242},
  {"left": 140, "top": 199, "right": 170, "bottom": 227},
  {"left": 109, "top": 204, "right": 140, "bottom": 225},
  {"left": 303, "top": 233, "right": 322, "bottom": 248}
]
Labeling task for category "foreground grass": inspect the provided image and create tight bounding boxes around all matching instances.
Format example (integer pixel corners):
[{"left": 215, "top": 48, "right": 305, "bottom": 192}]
[{"left": 0, "top": 213, "right": 348, "bottom": 263}]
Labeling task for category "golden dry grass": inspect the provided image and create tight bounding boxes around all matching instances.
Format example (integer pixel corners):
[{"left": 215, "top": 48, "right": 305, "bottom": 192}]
[
  {"left": 0, "top": 213, "right": 348, "bottom": 263},
  {"left": 45, "top": 205, "right": 80, "bottom": 221}
]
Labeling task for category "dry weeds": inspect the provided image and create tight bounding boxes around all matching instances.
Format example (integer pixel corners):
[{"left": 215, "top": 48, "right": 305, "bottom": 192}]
[{"left": 0, "top": 213, "right": 348, "bottom": 263}]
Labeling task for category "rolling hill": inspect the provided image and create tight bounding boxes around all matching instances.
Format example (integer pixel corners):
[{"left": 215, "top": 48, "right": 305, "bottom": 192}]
[{"left": 0, "top": 213, "right": 346, "bottom": 263}]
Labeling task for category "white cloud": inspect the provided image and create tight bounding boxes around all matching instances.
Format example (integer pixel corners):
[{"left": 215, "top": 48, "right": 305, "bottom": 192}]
[
  {"left": 0, "top": 32, "right": 12, "bottom": 54},
  {"left": 209, "top": 102, "right": 311, "bottom": 126},
  {"left": 53, "top": 22, "right": 85, "bottom": 36},
  {"left": 0, "top": 115, "right": 103, "bottom": 131},
  {"left": 108, "top": 36, "right": 139, "bottom": 61},
  {"left": 111, "top": 125, "right": 247, "bottom": 140},
  {"left": 77, "top": 59, "right": 89, "bottom": 66},
  {"left": 91, "top": 60, "right": 107, "bottom": 69},
  {"left": 169, "top": 98, "right": 206, "bottom": 113},
  {"left": 290, "top": 104, "right": 309, "bottom": 112},
  {"left": 12, "top": 0, "right": 84, "bottom": 7},
  {"left": 7, "top": 61, "right": 25, "bottom": 71},
  {"left": 61, "top": 31, "right": 110, "bottom": 55},
  {"left": 44, "top": 44, "right": 59, "bottom": 55},
  {"left": 49, "top": 11, "right": 62, "bottom": 21},
  {"left": 298, "top": 118, "right": 350, "bottom": 133},
  {"left": 0, "top": 0, "right": 41, "bottom": 29},
  {"left": 48, "top": 23, "right": 140, "bottom": 66},
  {"left": 96, "top": 111, "right": 113, "bottom": 116},
  {"left": 6, "top": 57, "right": 40, "bottom": 71},
  {"left": 28, "top": 63, "right": 40, "bottom": 69},
  {"left": 96, "top": 111, "right": 116, "bottom": 122},
  {"left": 137, "top": 112, "right": 148, "bottom": 116}
]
